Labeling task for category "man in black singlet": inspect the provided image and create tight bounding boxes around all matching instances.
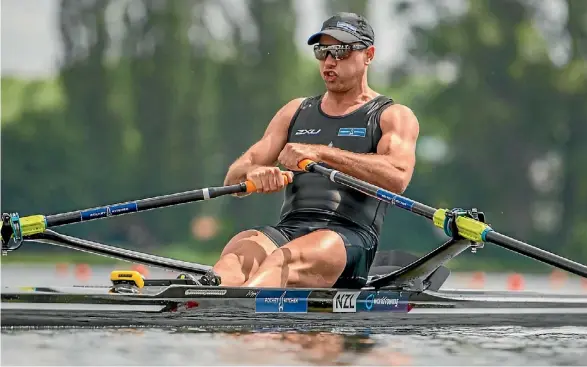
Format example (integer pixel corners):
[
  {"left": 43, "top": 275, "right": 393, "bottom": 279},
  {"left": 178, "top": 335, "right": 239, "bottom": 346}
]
[{"left": 201, "top": 12, "right": 420, "bottom": 289}]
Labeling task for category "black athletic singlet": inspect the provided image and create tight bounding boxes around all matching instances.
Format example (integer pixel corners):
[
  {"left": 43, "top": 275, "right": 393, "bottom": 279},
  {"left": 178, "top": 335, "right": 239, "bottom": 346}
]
[{"left": 254, "top": 94, "right": 395, "bottom": 289}]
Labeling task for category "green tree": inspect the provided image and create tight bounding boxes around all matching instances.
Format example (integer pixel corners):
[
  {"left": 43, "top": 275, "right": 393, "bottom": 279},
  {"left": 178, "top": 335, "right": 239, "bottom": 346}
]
[
  {"left": 59, "top": 0, "right": 123, "bottom": 207},
  {"left": 210, "top": 0, "right": 314, "bottom": 233},
  {"left": 555, "top": 0, "right": 587, "bottom": 260},
  {"left": 397, "top": 0, "right": 587, "bottom": 263}
]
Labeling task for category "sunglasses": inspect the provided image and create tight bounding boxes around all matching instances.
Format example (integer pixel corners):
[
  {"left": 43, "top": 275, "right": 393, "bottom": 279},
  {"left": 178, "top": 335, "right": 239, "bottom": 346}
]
[{"left": 313, "top": 44, "right": 368, "bottom": 61}]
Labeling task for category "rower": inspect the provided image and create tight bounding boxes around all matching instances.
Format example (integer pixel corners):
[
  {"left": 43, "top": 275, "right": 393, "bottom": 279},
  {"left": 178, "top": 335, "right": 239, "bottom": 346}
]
[{"left": 193, "top": 12, "right": 420, "bottom": 289}]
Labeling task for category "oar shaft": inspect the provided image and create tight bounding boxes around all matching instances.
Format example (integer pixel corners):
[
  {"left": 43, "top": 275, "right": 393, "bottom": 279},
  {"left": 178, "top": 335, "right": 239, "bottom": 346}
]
[
  {"left": 486, "top": 231, "right": 587, "bottom": 277},
  {"left": 298, "top": 159, "right": 587, "bottom": 278},
  {"left": 29, "top": 230, "right": 213, "bottom": 275},
  {"left": 45, "top": 182, "right": 250, "bottom": 228},
  {"left": 298, "top": 160, "right": 438, "bottom": 219},
  {"left": 13, "top": 180, "right": 264, "bottom": 240},
  {"left": 2, "top": 173, "right": 291, "bottom": 250}
]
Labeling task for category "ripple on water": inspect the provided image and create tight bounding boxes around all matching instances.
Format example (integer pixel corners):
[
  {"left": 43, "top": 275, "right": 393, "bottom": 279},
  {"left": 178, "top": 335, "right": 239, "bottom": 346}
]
[{"left": 2, "top": 325, "right": 587, "bottom": 366}]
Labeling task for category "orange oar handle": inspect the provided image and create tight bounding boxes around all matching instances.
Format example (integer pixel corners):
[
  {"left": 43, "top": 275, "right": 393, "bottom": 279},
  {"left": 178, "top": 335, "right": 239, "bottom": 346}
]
[
  {"left": 244, "top": 174, "right": 291, "bottom": 193},
  {"left": 297, "top": 159, "right": 316, "bottom": 171}
]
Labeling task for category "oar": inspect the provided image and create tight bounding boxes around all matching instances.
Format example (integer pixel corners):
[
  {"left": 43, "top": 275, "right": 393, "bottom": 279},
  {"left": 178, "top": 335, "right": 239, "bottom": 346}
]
[
  {"left": 297, "top": 159, "right": 587, "bottom": 278},
  {"left": 1, "top": 175, "right": 290, "bottom": 252}
]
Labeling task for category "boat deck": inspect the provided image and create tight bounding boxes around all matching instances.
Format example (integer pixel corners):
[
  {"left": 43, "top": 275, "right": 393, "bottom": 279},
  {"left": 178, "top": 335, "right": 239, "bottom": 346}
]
[{"left": 3, "top": 285, "right": 587, "bottom": 329}]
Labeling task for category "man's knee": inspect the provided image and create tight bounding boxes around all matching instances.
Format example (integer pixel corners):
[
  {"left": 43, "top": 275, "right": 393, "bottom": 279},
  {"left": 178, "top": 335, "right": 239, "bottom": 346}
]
[
  {"left": 217, "top": 231, "right": 271, "bottom": 269},
  {"left": 259, "top": 247, "right": 292, "bottom": 268},
  {"left": 221, "top": 230, "right": 261, "bottom": 256},
  {"left": 213, "top": 229, "right": 279, "bottom": 283}
]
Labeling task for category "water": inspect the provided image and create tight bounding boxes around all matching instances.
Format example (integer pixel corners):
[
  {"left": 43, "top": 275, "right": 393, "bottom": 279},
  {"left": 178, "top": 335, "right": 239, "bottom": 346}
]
[
  {"left": 3, "top": 327, "right": 587, "bottom": 365},
  {"left": 2, "top": 264, "right": 587, "bottom": 365}
]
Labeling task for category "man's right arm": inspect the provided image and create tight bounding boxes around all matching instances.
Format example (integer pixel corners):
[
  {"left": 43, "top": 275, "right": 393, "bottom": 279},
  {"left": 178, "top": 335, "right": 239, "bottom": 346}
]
[{"left": 223, "top": 98, "right": 305, "bottom": 187}]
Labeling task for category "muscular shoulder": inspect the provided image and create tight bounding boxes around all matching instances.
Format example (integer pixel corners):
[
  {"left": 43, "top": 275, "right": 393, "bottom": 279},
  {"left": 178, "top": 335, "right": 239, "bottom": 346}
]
[
  {"left": 274, "top": 98, "right": 306, "bottom": 123},
  {"left": 262, "top": 97, "right": 306, "bottom": 138},
  {"left": 380, "top": 103, "right": 420, "bottom": 139}
]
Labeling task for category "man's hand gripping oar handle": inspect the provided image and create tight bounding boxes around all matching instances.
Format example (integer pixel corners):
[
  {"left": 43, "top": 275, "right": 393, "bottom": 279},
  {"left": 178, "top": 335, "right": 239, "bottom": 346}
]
[{"left": 243, "top": 174, "right": 291, "bottom": 193}]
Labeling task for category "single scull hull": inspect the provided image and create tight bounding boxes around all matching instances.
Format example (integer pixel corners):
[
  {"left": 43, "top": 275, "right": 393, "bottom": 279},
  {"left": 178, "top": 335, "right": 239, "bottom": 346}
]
[{"left": 3, "top": 285, "right": 587, "bottom": 328}]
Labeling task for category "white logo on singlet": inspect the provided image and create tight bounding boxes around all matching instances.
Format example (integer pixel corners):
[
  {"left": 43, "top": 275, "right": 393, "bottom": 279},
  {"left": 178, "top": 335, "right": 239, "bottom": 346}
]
[{"left": 295, "top": 129, "right": 321, "bottom": 135}]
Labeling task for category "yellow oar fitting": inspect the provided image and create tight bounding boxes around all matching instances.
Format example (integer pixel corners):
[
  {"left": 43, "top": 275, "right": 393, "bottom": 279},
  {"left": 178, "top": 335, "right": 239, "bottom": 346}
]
[
  {"left": 433, "top": 208, "right": 492, "bottom": 243},
  {"left": 19, "top": 215, "right": 47, "bottom": 237}
]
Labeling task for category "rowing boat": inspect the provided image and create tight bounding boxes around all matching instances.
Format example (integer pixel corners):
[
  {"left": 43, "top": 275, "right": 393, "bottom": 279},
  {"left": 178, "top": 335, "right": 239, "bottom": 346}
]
[
  {"left": 3, "top": 268, "right": 587, "bottom": 328},
  {"left": 2, "top": 159, "right": 587, "bottom": 329}
]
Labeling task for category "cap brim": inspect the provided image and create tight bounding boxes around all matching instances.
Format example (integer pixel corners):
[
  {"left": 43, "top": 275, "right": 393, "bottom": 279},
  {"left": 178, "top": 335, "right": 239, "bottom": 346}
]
[{"left": 306, "top": 29, "right": 362, "bottom": 45}]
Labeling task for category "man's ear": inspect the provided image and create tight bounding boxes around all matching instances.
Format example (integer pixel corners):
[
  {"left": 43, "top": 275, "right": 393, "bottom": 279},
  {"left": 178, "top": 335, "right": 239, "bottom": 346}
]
[{"left": 365, "top": 45, "right": 375, "bottom": 65}]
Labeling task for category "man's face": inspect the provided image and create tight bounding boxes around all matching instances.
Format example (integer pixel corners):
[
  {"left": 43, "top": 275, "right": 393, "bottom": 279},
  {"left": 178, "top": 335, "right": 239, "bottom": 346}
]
[{"left": 316, "top": 35, "right": 375, "bottom": 93}]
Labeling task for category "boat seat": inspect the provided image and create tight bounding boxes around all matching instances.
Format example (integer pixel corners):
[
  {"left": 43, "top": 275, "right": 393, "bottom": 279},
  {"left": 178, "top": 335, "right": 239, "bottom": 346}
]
[
  {"left": 368, "top": 249, "right": 419, "bottom": 278},
  {"left": 368, "top": 265, "right": 402, "bottom": 277},
  {"left": 367, "top": 249, "right": 450, "bottom": 291}
]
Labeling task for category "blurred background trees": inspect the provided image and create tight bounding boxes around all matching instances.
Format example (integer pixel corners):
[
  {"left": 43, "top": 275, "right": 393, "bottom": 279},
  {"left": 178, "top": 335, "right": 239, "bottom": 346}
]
[{"left": 2, "top": 0, "right": 586, "bottom": 268}]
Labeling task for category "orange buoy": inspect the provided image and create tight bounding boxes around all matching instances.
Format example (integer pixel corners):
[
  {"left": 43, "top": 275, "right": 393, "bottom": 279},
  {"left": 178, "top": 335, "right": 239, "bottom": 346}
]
[
  {"left": 74, "top": 263, "right": 91, "bottom": 282},
  {"left": 55, "top": 263, "right": 69, "bottom": 277},
  {"left": 469, "top": 272, "right": 486, "bottom": 289},
  {"left": 507, "top": 273, "right": 525, "bottom": 291},
  {"left": 131, "top": 264, "right": 149, "bottom": 277},
  {"left": 549, "top": 269, "right": 567, "bottom": 289}
]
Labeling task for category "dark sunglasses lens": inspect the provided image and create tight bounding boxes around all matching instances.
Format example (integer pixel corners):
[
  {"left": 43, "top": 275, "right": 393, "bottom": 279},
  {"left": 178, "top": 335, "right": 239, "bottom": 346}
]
[
  {"left": 332, "top": 49, "right": 351, "bottom": 59},
  {"left": 313, "top": 46, "right": 352, "bottom": 60},
  {"left": 314, "top": 48, "right": 328, "bottom": 60}
]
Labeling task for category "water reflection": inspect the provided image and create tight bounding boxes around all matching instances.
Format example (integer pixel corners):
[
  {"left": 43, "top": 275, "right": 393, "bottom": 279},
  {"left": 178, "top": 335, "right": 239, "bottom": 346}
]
[
  {"left": 172, "top": 328, "right": 413, "bottom": 365},
  {"left": 3, "top": 326, "right": 587, "bottom": 365}
]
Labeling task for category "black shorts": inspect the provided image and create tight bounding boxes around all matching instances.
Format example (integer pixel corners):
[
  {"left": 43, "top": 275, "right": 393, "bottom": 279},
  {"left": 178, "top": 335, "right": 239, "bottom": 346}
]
[{"left": 253, "top": 211, "right": 378, "bottom": 289}]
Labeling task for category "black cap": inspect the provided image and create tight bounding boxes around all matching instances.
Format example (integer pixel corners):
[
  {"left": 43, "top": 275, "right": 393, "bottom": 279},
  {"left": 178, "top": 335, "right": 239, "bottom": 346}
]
[{"left": 307, "top": 12, "right": 375, "bottom": 46}]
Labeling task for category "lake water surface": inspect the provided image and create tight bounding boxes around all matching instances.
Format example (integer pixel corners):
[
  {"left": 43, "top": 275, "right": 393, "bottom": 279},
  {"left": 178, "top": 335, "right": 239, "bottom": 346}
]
[{"left": 2, "top": 264, "right": 587, "bottom": 365}]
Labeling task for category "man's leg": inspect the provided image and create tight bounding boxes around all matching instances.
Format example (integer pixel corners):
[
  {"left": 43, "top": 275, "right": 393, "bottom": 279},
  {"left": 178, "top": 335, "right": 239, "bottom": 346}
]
[
  {"left": 212, "top": 230, "right": 279, "bottom": 286},
  {"left": 242, "top": 229, "right": 348, "bottom": 288}
]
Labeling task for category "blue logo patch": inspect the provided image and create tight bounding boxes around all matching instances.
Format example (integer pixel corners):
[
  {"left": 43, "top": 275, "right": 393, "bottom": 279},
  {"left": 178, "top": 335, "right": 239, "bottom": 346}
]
[
  {"left": 375, "top": 189, "right": 415, "bottom": 210},
  {"left": 80, "top": 202, "right": 138, "bottom": 221},
  {"left": 255, "top": 289, "right": 311, "bottom": 313},
  {"left": 356, "top": 291, "right": 409, "bottom": 312},
  {"left": 338, "top": 128, "right": 366, "bottom": 137}
]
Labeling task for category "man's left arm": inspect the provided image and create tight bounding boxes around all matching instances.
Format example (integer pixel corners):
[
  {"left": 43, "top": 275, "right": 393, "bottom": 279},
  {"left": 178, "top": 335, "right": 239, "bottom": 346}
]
[{"left": 317, "top": 104, "right": 419, "bottom": 193}]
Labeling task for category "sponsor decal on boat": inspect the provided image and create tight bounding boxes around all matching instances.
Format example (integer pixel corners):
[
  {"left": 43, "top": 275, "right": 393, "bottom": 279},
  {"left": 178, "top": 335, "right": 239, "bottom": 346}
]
[
  {"left": 184, "top": 289, "right": 227, "bottom": 296},
  {"left": 332, "top": 291, "right": 360, "bottom": 313},
  {"left": 357, "top": 291, "right": 409, "bottom": 312},
  {"left": 255, "top": 290, "right": 311, "bottom": 313},
  {"left": 245, "top": 290, "right": 260, "bottom": 297}
]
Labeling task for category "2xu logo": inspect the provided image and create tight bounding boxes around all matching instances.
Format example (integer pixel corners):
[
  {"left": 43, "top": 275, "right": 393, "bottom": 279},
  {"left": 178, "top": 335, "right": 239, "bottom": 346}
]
[
  {"left": 295, "top": 129, "right": 321, "bottom": 135},
  {"left": 332, "top": 291, "right": 360, "bottom": 313}
]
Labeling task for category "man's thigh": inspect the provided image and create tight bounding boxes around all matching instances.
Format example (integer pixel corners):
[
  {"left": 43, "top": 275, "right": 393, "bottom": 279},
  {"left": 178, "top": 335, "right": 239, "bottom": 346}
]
[
  {"left": 270, "top": 229, "right": 349, "bottom": 287},
  {"left": 279, "top": 226, "right": 375, "bottom": 289},
  {"left": 329, "top": 226, "right": 376, "bottom": 289}
]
